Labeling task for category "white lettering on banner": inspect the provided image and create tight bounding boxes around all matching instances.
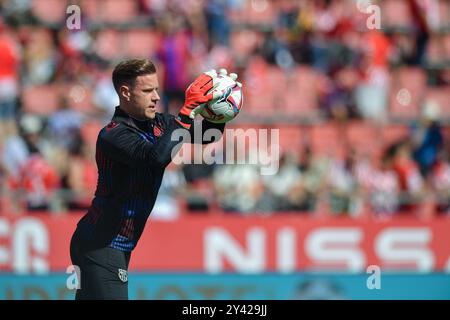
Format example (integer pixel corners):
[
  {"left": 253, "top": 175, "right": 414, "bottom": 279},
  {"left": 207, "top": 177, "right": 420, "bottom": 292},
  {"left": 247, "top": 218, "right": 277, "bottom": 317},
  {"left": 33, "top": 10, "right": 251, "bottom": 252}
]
[
  {"left": 12, "top": 218, "right": 49, "bottom": 274},
  {"left": 445, "top": 257, "right": 450, "bottom": 272},
  {"left": 375, "top": 228, "right": 434, "bottom": 272},
  {"left": 0, "top": 219, "right": 10, "bottom": 267},
  {"left": 276, "top": 228, "right": 296, "bottom": 273},
  {"left": 204, "top": 227, "right": 265, "bottom": 273},
  {"left": 305, "top": 228, "right": 366, "bottom": 272}
]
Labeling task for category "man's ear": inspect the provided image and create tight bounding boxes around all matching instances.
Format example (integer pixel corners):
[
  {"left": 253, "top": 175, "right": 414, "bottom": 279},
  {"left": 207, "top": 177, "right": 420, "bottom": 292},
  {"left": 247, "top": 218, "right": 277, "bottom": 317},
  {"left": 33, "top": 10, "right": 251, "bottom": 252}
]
[{"left": 120, "top": 85, "right": 131, "bottom": 101}]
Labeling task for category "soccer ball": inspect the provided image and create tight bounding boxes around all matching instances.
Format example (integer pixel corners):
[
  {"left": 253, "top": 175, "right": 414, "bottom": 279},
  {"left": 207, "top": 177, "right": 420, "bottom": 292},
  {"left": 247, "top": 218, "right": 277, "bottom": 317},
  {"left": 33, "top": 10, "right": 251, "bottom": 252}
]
[{"left": 200, "top": 74, "right": 243, "bottom": 123}]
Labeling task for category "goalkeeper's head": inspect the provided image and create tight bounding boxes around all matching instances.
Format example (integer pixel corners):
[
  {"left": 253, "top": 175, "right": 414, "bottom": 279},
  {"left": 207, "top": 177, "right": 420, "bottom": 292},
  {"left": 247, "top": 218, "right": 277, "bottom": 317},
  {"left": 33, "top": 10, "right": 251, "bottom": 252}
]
[{"left": 112, "top": 59, "right": 160, "bottom": 120}]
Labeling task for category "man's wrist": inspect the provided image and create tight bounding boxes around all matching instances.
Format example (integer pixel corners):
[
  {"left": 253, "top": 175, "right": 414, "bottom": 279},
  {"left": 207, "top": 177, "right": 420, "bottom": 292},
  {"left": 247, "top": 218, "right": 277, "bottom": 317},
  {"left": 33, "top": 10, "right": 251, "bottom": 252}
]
[{"left": 175, "top": 114, "right": 193, "bottom": 129}]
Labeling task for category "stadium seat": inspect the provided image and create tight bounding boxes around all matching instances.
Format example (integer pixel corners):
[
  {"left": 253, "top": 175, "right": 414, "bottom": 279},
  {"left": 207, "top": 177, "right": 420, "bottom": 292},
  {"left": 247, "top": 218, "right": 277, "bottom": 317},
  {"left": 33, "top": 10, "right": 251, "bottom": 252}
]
[
  {"left": 345, "top": 122, "right": 380, "bottom": 157},
  {"left": 381, "top": 124, "right": 410, "bottom": 147},
  {"left": 101, "top": 0, "right": 139, "bottom": 23},
  {"left": 95, "top": 29, "right": 122, "bottom": 60},
  {"left": 243, "top": 57, "right": 278, "bottom": 114},
  {"left": 437, "top": 0, "right": 450, "bottom": 28},
  {"left": 309, "top": 123, "right": 345, "bottom": 159},
  {"left": 22, "top": 85, "right": 59, "bottom": 115},
  {"left": 80, "top": 121, "right": 103, "bottom": 148},
  {"left": 389, "top": 68, "right": 426, "bottom": 120},
  {"left": 426, "top": 86, "right": 450, "bottom": 119},
  {"left": 276, "top": 125, "right": 304, "bottom": 156},
  {"left": 64, "top": 84, "right": 94, "bottom": 113},
  {"left": 31, "top": 0, "right": 67, "bottom": 24},
  {"left": 426, "top": 35, "right": 447, "bottom": 63},
  {"left": 123, "top": 29, "right": 160, "bottom": 59},
  {"left": 443, "top": 34, "right": 450, "bottom": 60},
  {"left": 382, "top": 0, "right": 413, "bottom": 28},
  {"left": 230, "top": 29, "right": 262, "bottom": 60},
  {"left": 244, "top": 0, "right": 276, "bottom": 25},
  {"left": 80, "top": 0, "right": 103, "bottom": 22},
  {"left": 284, "top": 66, "right": 319, "bottom": 117}
]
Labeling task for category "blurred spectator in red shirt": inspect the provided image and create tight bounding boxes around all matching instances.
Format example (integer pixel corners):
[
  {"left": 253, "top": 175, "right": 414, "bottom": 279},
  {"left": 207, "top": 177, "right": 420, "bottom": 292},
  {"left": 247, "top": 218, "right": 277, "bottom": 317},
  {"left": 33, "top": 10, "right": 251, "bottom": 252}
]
[
  {"left": 0, "top": 17, "right": 21, "bottom": 141},
  {"left": 392, "top": 141, "right": 425, "bottom": 212}
]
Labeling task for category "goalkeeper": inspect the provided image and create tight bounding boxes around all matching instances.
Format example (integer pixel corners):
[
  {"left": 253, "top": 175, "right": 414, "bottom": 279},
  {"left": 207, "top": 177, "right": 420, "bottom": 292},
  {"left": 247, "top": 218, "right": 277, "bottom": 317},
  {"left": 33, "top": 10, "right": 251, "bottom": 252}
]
[{"left": 70, "top": 59, "right": 238, "bottom": 300}]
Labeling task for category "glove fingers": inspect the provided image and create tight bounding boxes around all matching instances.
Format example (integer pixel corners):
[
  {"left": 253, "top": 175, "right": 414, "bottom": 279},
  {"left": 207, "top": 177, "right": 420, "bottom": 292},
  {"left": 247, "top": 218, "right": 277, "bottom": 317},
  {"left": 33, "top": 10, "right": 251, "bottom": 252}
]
[
  {"left": 189, "top": 104, "right": 206, "bottom": 119},
  {"left": 219, "top": 68, "right": 228, "bottom": 76},
  {"left": 204, "top": 69, "right": 218, "bottom": 78},
  {"left": 229, "top": 73, "right": 238, "bottom": 81},
  {"left": 192, "top": 70, "right": 216, "bottom": 89},
  {"left": 199, "top": 78, "right": 214, "bottom": 91},
  {"left": 196, "top": 69, "right": 218, "bottom": 87}
]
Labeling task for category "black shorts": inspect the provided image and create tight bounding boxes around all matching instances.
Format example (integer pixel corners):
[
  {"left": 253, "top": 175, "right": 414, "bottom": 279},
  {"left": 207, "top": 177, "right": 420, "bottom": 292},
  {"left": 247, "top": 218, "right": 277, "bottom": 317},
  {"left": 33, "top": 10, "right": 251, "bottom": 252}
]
[{"left": 70, "top": 230, "right": 131, "bottom": 300}]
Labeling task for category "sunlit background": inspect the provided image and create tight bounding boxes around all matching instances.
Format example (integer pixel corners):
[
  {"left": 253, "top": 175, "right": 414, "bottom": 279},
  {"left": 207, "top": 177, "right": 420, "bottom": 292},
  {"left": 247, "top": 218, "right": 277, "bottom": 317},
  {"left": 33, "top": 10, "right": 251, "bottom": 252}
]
[{"left": 0, "top": 0, "right": 450, "bottom": 300}]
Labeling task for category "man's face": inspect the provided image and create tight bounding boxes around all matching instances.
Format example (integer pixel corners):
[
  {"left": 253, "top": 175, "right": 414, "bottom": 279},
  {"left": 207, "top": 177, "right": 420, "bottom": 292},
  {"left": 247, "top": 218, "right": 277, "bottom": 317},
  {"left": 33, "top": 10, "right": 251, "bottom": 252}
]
[{"left": 123, "top": 73, "right": 160, "bottom": 120}]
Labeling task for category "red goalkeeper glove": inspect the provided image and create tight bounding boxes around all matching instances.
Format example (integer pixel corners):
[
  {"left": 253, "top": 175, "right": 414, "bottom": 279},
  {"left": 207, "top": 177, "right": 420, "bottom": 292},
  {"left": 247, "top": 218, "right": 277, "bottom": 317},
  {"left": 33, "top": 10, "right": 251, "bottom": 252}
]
[{"left": 176, "top": 70, "right": 222, "bottom": 129}]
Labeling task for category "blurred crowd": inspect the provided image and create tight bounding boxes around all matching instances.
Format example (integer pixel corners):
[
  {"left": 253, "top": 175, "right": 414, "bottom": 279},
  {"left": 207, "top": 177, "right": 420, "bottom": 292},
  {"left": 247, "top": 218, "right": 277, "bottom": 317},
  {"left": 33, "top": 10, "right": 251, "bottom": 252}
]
[{"left": 0, "top": 0, "right": 450, "bottom": 218}]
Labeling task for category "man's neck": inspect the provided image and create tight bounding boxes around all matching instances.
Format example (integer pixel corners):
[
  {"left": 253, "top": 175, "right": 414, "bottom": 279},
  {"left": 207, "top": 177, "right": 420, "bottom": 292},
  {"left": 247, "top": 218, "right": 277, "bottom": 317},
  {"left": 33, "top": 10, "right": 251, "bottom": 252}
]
[{"left": 118, "top": 105, "right": 147, "bottom": 122}]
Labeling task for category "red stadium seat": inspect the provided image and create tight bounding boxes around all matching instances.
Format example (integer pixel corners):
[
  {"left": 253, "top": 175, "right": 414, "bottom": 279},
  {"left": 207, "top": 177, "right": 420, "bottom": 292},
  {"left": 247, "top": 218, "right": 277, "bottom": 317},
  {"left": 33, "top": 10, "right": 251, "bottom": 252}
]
[
  {"left": 230, "top": 29, "right": 262, "bottom": 60},
  {"left": 426, "top": 35, "right": 446, "bottom": 63},
  {"left": 22, "top": 85, "right": 59, "bottom": 115},
  {"left": 64, "top": 84, "right": 94, "bottom": 113},
  {"left": 245, "top": 0, "right": 276, "bottom": 25},
  {"left": 123, "top": 29, "right": 160, "bottom": 59},
  {"left": 426, "top": 86, "right": 450, "bottom": 119},
  {"left": 243, "top": 58, "right": 278, "bottom": 115},
  {"left": 80, "top": 0, "right": 101, "bottom": 21},
  {"left": 276, "top": 125, "right": 304, "bottom": 156},
  {"left": 443, "top": 34, "right": 450, "bottom": 60},
  {"left": 31, "top": 0, "right": 66, "bottom": 24},
  {"left": 437, "top": 0, "right": 450, "bottom": 28},
  {"left": 309, "top": 123, "right": 346, "bottom": 159},
  {"left": 101, "top": 0, "right": 139, "bottom": 23},
  {"left": 284, "top": 66, "right": 319, "bottom": 117},
  {"left": 381, "top": 124, "right": 410, "bottom": 147},
  {"left": 382, "top": 0, "right": 413, "bottom": 28},
  {"left": 80, "top": 121, "right": 103, "bottom": 148},
  {"left": 389, "top": 68, "right": 426, "bottom": 120},
  {"left": 95, "top": 29, "right": 122, "bottom": 60},
  {"left": 345, "top": 122, "right": 380, "bottom": 157}
]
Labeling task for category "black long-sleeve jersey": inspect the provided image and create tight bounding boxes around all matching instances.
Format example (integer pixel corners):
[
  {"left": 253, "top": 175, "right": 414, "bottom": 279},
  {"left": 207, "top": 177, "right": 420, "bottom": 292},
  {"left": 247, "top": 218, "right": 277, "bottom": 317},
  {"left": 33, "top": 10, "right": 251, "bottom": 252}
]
[{"left": 74, "top": 107, "right": 224, "bottom": 252}]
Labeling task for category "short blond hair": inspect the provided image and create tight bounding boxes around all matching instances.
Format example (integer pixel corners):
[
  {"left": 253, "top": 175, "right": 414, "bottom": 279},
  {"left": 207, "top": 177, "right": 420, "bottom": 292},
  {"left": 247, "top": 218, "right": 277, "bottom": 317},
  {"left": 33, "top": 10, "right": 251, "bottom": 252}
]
[{"left": 112, "top": 59, "right": 156, "bottom": 93}]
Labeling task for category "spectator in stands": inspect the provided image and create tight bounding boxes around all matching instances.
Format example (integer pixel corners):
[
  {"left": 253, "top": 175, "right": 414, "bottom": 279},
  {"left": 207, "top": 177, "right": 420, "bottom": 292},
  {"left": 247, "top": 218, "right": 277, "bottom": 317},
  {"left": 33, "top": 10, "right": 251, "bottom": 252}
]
[
  {"left": 392, "top": 141, "right": 425, "bottom": 212},
  {"left": 297, "top": 145, "right": 331, "bottom": 213},
  {"left": 262, "top": 152, "right": 303, "bottom": 211},
  {"left": 61, "top": 133, "right": 96, "bottom": 211},
  {"left": 0, "top": 17, "right": 20, "bottom": 141},
  {"left": 320, "top": 67, "right": 359, "bottom": 121},
  {"left": 411, "top": 99, "right": 443, "bottom": 177},
  {"left": 327, "top": 150, "right": 359, "bottom": 216},
  {"left": 355, "top": 30, "right": 392, "bottom": 122},
  {"left": 22, "top": 27, "right": 56, "bottom": 85},
  {"left": 213, "top": 148, "right": 264, "bottom": 213},
  {"left": 156, "top": 12, "right": 194, "bottom": 114},
  {"left": 92, "top": 64, "right": 120, "bottom": 124},
  {"left": 356, "top": 151, "right": 400, "bottom": 216},
  {"left": 47, "top": 96, "right": 84, "bottom": 151},
  {"left": 3, "top": 114, "right": 60, "bottom": 212},
  {"left": 152, "top": 163, "right": 187, "bottom": 220},
  {"left": 181, "top": 161, "right": 216, "bottom": 212},
  {"left": 204, "top": 0, "right": 232, "bottom": 47},
  {"left": 430, "top": 150, "right": 450, "bottom": 215}
]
